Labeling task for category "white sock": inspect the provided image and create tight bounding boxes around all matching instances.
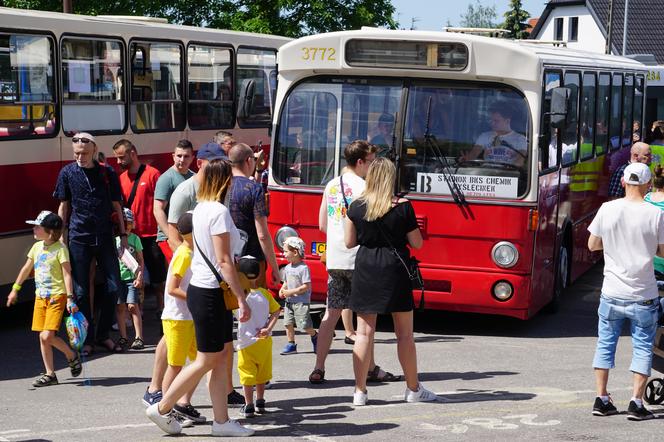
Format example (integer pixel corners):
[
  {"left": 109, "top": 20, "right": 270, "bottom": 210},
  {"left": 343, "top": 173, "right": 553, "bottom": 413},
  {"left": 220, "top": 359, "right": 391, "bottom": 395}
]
[
  {"left": 599, "top": 395, "right": 609, "bottom": 404},
  {"left": 631, "top": 397, "right": 643, "bottom": 407}
]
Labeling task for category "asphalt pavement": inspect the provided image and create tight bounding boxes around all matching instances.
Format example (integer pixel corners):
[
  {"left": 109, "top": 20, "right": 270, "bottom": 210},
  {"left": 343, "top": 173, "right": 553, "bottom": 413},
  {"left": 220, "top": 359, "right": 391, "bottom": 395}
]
[{"left": 1, "top": 263, "right": 663, "bottom": 441}]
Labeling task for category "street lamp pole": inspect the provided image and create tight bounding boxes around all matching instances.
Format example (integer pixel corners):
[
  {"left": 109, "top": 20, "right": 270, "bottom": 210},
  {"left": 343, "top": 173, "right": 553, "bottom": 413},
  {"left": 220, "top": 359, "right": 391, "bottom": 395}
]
[
  {"left": 63, "top": 0, "right": 72, "bottom": 13},
  {"left": 605, "top": 0, "right": 613, "bottom": 54},
  {"left": 622, "top": 0, "right": 629, "bottom": 56}
]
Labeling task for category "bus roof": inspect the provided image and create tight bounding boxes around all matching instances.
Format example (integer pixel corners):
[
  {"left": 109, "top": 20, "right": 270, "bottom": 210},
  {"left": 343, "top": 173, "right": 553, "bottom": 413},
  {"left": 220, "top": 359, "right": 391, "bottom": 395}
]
[
  {"left": 277, "top": 28, "right": 645, "bottom": 82},
  {"left": 0, "top": 7, "right": 292, "bottom": 46}
]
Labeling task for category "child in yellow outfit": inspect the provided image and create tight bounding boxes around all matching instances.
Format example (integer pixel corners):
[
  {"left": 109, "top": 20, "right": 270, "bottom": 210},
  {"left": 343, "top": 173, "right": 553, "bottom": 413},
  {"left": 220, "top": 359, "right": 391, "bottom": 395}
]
[
  {"left": 235, "top": 256, "right": 281, "bottom": 418},
  {"left": 6, "top": 210, "right": 82, "bottom": 387}
]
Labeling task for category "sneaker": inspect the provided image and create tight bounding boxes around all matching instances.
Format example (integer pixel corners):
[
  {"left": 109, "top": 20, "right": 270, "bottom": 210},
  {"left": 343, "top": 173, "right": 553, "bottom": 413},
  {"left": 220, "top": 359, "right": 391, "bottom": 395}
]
[
  {"left": 627, "top": 400, "right": 655, "bottom": 421},
  {"left": 592, "top": 396, "right": 618, "bottom": 416},
  {"left": 353, "top": 389, "right": 368, "bottom": 406},
  {"left": 240, "top": 403, "right": 255, "bottom": 418},
  {"left": 142, "top": 388, "right": 163, "bottom": 407},
  {"left": 280, "top": 342, "right": 297, "bottom": 355},
  {"left": 404, "top": 383, "right": 438, "bottom": 403},
  {"left": 311, "top": 333, "right": 318, "bottom": 353},
  {"left": 264, "top": 381, "right": 272, "bottom": 390},
  {"left": 256, "top": 399, "right": 266, "bottom": 414},
  {"left": 146, "top": 403, "right": 182, "bottom": 435},
  {"left": 173, "top": 403, "right": 207, "bottom": 423},
  {"left": 211, "top": 419, "right": 255, "bottom": 437},
  {"left": 174, "top": 415, "right": 195, "bottom": 428},
  {"left": 227, "top": 389, "right": 246, "bottom": 407}
]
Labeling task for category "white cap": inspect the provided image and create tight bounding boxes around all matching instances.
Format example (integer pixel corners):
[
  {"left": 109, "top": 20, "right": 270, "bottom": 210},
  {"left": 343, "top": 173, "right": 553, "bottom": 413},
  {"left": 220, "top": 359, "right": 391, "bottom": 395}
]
[
  {"left": 623, "top": 162, "right": 651, "bottom": 185},
  {"left": 283, "top": 236, "right": 306, "bottom": 257}
]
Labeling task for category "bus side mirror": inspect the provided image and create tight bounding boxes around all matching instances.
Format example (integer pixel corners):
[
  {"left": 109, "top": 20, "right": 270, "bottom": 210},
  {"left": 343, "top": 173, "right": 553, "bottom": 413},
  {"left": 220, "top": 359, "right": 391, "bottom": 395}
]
[
  {"left": 550, "top": 87, "right": 570, "bottom": 129},
  {"left": 237, "top": 79, "right": 256, "bottom": 120}
]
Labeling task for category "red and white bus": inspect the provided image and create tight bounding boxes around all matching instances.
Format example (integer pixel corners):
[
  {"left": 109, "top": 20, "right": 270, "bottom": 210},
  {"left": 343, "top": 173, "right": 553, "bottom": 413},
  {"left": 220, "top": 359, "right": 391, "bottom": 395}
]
[
  {"left": 0, "top": 7, "right": 290, "bottom": 303},
  {"left": 266, "top": 28, "right": 647, "bottom": 319}
]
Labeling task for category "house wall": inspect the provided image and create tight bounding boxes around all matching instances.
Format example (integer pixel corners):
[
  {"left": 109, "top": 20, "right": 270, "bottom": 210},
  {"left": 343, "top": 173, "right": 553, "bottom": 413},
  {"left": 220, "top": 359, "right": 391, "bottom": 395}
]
[{"left": 535, "top": 5, "right": 606, "bottom": 52}]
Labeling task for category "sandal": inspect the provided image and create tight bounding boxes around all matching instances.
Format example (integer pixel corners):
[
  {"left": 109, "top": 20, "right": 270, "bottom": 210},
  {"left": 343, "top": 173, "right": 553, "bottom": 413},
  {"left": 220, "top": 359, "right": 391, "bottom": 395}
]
[
  {"left": 117, "top": 337, "right": 129, "bottom": 349},
  {"left": 68, "top": 354, "right": 82, "bottom": 377},
  {"left": 33, "top": 372, "right": 58, "bottom": 387},
  {"left": 309, "top": 368, "right": 326, "bottom": 384},
  {"left": 96, "top": 339, "right": 123, "bottom": 353},
  {"left": 367, "top": 365, "right": 402, "bottom": 383},
  {"left": 130, "top": 337, "right": 145, "bottom": 350}
]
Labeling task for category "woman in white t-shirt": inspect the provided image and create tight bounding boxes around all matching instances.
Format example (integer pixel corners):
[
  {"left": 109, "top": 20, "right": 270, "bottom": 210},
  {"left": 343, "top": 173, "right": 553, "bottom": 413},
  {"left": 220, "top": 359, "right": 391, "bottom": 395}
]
[{"left": 146, "top": 160, "right": 254, "bottom": 437}]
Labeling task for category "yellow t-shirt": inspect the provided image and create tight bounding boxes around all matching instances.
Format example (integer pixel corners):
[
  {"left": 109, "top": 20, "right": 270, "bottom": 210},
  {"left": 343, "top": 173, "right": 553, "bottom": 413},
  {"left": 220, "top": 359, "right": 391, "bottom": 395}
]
[{"left": 27, "top": 241, "right": 69, "bottom": 298}]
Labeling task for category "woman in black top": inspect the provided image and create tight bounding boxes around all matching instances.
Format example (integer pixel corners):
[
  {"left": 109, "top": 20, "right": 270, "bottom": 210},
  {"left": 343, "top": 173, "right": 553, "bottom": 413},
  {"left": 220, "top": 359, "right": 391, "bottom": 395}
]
[{"left": 345, "top": 157, "right": 437, "bottom": 406}]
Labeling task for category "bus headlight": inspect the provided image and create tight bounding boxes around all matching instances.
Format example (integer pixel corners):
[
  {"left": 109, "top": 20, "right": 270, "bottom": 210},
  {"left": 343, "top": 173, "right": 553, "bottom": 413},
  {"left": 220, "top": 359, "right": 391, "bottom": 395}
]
[
  {"left": 492, "top": 280, "right": 513, "bottom": 301},
  {"left": 275, "top": 226, "right": 299, "bottom": 251},
  {"left": 491, "top": 241, "right": 519, "bottom": 268}
]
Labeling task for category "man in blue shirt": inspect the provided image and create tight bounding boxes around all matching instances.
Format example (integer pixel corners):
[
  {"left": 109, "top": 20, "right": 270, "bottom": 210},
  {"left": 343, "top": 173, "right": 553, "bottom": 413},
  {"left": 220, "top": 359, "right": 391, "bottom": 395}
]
[{"left": 54, "top": 132, "right": 127, "bottom": 354}]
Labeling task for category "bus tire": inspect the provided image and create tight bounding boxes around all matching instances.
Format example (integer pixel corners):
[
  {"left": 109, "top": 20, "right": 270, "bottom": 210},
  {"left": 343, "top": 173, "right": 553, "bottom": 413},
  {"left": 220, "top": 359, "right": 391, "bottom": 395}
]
[{"left": 545, "top": 239, "right": 570, "bottom": 314}]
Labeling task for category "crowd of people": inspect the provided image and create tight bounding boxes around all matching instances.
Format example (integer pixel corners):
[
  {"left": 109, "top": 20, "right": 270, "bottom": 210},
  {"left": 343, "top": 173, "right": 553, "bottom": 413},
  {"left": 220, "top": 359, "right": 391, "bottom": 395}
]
[{"left": 7, "top": 124, "right": 664, "bottom": 435}]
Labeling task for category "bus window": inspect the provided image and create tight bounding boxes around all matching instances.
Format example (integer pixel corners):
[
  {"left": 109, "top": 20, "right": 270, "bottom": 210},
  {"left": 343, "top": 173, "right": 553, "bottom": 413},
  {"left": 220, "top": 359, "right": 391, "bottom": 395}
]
[
  {"left": 130, "top": 41, "right": 185, "bottom": 132},
  {"left": 540, "top": 71, "right": 561, "bottom": 171},
  {"left": 622, "top": 74, "right": 634, "bottom": 146},
  {"left": 609, "top": 73, "right": 623, "bottom": 150},
  {"left": 633, "top": 75, "right": 644, "bottom": 142},
  {"left": 236, "top": 48, "right": 276, "bottom": 127},
  {"left": 187, "top": 44, "right": 233, "bottom": 130},
  {"left": 275, "top": 86, "right": 338, "bottom": 186},
  {"left": 595, "top": 73, "right": 610, "bottom": 155},
  {"left": 405, "top": 83, "right": 530, "bottom": 198},
  {"left": 0, "top": 33, "right": 56, "bottom": 138},
  {"left": 61, "top": 37, "right": 124, "bottom": 134},
  {"left": 561, "top": 72, "right": 580, "bottom": 165},
  {"left": 579, "top": 73, "right": 596, "bottom": 161}
]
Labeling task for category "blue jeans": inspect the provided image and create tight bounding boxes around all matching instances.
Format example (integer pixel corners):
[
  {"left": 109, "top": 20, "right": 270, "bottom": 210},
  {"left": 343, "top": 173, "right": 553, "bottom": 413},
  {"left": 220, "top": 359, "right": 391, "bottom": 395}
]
[
  {"left": 69, "top": 236, "right": 123, "bottom": 345},
  {"left": 592, "top": 295, "right": 659, "bottom": 376}
]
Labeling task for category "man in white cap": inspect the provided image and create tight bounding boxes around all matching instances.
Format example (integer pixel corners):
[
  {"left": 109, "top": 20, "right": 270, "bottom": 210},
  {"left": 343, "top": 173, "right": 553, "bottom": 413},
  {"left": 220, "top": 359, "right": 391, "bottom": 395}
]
[
  {"left": 54, "top": 132, "right": 127, "bottom": 355},
  {"left": 587, "top": 161, "right": 664, "bottom": 421}
]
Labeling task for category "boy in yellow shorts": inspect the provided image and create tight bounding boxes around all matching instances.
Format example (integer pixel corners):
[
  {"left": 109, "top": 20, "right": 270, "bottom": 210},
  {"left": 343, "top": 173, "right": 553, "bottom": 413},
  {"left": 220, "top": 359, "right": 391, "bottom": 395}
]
[
  {"left": 236, "top": 256, "right": 281, "bottom": 418},
  {"left": 160, "top": 212, "right": 205, "bottom": 424}
]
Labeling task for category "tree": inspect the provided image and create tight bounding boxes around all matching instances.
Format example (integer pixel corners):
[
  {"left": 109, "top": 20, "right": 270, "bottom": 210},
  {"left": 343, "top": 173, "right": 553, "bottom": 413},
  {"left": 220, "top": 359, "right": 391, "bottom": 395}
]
[
  {"left": 3, "top": 0, "right": 397, "bottom": 37},
  {"left": 459, "top": 0, "right": 497, "bottom": 28},
  {"left": 501, "top": 0, "right": 530, "bottom": 39}
]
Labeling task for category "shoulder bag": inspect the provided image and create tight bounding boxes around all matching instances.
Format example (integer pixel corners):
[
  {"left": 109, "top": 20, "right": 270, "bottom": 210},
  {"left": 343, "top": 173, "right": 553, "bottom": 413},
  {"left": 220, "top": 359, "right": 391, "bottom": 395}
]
[
  {"left": 193, "top": 236, "right": 240, "bottom": 310},
  {"left": 375, "top": 211, "right": 426, "bottom": 311}
]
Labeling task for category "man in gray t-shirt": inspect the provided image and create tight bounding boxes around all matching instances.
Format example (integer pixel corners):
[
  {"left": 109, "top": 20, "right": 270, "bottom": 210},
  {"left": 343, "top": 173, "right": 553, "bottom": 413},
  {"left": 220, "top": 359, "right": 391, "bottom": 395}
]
[{"left": 154, "top": 140, "right": 194, "bottom": 261}]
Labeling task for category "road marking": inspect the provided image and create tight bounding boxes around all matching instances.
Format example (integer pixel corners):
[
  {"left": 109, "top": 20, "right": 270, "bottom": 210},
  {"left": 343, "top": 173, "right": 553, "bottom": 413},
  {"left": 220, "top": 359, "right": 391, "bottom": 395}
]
[
  {"left": 292, "top": 429, "right": 337, "bottom": 442},
  {"left": 0, "top": 432, "right": 29, "bottom": 436},
  {"left": 1, "top": 423, "right": 155, "bottom": 440}
]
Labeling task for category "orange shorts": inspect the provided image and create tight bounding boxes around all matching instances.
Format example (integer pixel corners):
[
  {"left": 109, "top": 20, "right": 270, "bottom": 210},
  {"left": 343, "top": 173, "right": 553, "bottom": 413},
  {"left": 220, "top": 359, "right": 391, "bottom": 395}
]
[{"left": 32, "top": 295, "right": 67, "bottom": 332}]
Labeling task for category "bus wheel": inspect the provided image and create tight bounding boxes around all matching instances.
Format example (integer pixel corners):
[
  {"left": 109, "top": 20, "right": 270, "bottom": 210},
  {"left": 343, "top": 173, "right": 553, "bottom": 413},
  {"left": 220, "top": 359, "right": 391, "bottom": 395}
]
[
  {"left": 545, "top": 241, "right": 569, "bottom": 314},
  {"left": 644, "top": 378, "right": 664, "bottom": 405}
]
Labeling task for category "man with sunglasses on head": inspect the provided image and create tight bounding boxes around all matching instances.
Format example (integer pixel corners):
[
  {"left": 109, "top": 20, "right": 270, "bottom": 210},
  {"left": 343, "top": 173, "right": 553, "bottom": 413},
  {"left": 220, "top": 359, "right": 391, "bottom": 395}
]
[{"left": 54, "top": 132, "right": 127, "bottom": 355}]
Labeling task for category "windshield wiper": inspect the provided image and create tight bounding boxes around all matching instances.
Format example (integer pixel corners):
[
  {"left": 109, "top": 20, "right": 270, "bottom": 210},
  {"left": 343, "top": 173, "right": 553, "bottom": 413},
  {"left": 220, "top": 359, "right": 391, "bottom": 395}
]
[{"left": 423, "top": 97, "right": 467, "bottom": 207}]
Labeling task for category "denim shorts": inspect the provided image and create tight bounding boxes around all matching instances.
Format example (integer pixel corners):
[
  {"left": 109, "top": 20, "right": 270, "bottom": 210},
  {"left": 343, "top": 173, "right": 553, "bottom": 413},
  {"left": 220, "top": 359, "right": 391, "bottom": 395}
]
[
  {"left": 117, "top": 282, "right": 139, "bottom": 305},
  {"left": 592, "top": 295, "right": 659, "bottom": 376}
]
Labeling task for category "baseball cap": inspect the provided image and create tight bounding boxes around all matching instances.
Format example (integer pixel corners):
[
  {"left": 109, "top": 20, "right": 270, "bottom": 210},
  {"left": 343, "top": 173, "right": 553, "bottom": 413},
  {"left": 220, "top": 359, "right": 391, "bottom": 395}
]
[
  {"left": 177, "top": 211, "right": 193, "bottom": 235},
  {"left": 237, "top": 255, "right": 260, "bottom": 279},
  {"left": 197, "top": 142, "right": 227, "bottom": 161},
  {"left": 122, "top": 207, "right": 134, "bottom": 223},
  {"left": 26, "top": 210, "right": 63, "bottom": 230},
  {"left": 623, "top": 162, "right": 652, "bottom": 185},
  {"left": 283, "top": 236, "right": 306, "bottom": 258}
]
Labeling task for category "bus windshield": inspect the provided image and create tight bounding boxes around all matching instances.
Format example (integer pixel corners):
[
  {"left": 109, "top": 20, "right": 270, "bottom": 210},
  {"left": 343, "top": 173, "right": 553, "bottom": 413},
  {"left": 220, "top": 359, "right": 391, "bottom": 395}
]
[{"left": 274, "top": 78, "right": 531, "bottom": 199}]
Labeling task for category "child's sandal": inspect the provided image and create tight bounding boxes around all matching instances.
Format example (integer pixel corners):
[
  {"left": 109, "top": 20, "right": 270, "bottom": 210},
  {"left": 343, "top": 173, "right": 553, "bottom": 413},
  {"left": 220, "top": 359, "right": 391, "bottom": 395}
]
[
  {"left": 68, "top": 354, "right": 82, "bottom": 377},
  {"left": 32, "top": 372, "right": 58, "bottom": 387},
  {"left": 130, "top": 337, "right": 144, "bottom": 350},
  {"left": 116, "top": 337, "right": 129, "bottom": 350}
]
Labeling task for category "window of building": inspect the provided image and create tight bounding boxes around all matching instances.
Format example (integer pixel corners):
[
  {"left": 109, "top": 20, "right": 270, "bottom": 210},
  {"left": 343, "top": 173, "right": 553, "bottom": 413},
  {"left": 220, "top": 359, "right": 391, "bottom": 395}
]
[
  {"left": 554, "top": 17, "right": 564, "bottom": 41},
  {"left": 569, "top": 17, "right": 579, "bottom": 42}
]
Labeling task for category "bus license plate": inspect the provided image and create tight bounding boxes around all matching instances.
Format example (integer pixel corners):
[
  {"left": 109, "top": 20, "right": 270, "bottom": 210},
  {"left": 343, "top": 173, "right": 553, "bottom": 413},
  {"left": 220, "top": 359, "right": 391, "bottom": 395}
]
[{"left": 311, "top": 241, "right": 326, "bottom": 256}]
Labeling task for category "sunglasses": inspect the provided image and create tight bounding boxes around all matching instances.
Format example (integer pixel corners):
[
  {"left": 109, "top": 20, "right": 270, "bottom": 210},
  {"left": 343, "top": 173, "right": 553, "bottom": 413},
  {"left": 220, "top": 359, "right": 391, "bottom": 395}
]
[{"left": 72, "top": 137, "right": 93, "bottom": 144}]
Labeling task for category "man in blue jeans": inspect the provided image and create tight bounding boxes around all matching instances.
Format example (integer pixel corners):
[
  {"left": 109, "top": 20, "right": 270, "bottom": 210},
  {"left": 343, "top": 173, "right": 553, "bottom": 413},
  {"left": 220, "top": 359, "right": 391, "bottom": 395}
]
[
  {"left": 54, "top": 132, "right": 128, "bottom": 355},
  {"left": 588, "top": 161, "right": 664, "bottom": 421}
]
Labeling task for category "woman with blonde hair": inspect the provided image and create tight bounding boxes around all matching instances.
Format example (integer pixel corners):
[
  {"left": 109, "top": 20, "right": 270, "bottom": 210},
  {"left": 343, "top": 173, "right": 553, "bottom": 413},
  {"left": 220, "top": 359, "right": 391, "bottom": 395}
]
[
  {"left": 146, "top": 160, "right": 254, "bottom": 437},
  {"left": 344, "top": 157, "right": 437, "bottom": 406}
]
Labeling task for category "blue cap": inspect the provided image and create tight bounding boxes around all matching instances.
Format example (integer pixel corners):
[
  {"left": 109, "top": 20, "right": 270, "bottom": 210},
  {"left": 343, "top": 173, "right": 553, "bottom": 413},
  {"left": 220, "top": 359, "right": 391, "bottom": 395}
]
[{"left": 197, "top": 142, "right": 227, "bottom": 161}]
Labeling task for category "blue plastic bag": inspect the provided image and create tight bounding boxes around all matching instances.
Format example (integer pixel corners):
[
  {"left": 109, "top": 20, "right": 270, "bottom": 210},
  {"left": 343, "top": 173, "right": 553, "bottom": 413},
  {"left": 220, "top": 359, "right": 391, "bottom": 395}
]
[{"left": 65, "top": 311, "right": 89, "bottom": 351}]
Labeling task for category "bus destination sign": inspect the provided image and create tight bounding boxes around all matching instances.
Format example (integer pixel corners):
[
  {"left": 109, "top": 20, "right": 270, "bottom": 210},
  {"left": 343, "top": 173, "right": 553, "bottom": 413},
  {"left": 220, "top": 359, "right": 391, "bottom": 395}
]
[{"left": 416, "top": 173, "right": 518, "bottom": 198}]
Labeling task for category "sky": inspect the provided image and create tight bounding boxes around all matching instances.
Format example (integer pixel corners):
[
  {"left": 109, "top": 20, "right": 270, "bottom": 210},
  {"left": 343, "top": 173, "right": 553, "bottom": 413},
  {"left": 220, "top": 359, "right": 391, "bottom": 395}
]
[{"left": 391, "top": 0, "right": 548, "bottom": 30}]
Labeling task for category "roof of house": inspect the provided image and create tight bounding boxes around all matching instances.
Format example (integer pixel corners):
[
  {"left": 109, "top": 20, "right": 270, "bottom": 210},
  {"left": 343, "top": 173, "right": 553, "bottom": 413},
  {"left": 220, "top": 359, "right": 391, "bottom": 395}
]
[{"left": 530, "top": 0, "right": 664, "bottom": 64}]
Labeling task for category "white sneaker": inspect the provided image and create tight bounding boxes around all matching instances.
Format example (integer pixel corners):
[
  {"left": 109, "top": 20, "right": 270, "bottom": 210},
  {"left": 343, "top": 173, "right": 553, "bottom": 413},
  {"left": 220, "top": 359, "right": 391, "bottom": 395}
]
[
  {"left": 404, "top": 383, "right": 438, "bottom": 403},
  {"left": 353, "top": 389, "right": 368, "bottom": 406},
  {"left": 146, "top": 403, "right": 182, "bottom": 435},
  {"left": 211, "top": 419, "right": 255, "bottom": 437}
]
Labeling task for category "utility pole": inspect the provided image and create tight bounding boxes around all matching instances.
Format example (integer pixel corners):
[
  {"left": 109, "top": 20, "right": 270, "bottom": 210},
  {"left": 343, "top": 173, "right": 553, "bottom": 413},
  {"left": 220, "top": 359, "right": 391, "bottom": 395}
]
[
  {"left": 622, "top": 0, "right": 629, "bottom": 56},
  {"left": 410, "top": 17, "right": 420, "bottom": 31},
  {"left": 605, "top": 0, "right": 613, "bottom": 54},
  {"left": 63, "top": 0, "right": 72, "bottom": 13}
]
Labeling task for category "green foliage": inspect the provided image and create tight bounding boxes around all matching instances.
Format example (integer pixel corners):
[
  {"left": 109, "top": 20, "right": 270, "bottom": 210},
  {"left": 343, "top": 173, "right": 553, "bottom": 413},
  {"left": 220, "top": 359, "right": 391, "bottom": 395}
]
[
  {"left": 501, "top": 0, "right": 530, "bottom": 39},
  {"left": 459, "top": 0, "right": 497, "bottom": 29},
  {"left": 2, "top": 0, "right": 397, "bottom": 37}
]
